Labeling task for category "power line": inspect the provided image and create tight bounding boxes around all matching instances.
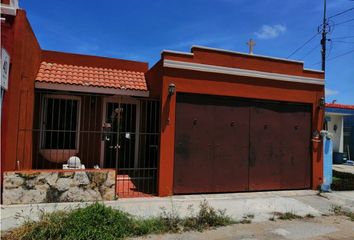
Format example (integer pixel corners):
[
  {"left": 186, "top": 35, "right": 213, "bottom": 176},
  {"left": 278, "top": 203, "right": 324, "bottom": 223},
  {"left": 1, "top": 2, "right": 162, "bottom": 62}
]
[
  {"left": 335, "top": 18, "right": 354, "bottom": 26},
  {"left": 310, "top": 48, "right": 354, "bottom": 66},
  {"left": 287, "top": 33, "right": 320, "bottom": 58},
  {"left": 331, "top": 35, "right": 354, "bottom": 39},
  {"left": 328, "top": 48, "right": 354, "bottom": 60},
  {"left": 332, "top": 40, "right": 354, "bottom": 44},
  {"left": 299, "top": 45, "right": 320, "bottom": 60},
  {"left": 328, "top": 7, "right": 354, "bottom": 19}
]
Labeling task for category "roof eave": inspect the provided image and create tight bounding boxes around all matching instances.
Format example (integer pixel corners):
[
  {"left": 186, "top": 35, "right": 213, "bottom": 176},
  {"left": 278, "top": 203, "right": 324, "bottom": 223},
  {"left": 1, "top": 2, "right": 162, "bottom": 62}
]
[{"left": 35, "top": 82, "right": 150, "bottom": 97}]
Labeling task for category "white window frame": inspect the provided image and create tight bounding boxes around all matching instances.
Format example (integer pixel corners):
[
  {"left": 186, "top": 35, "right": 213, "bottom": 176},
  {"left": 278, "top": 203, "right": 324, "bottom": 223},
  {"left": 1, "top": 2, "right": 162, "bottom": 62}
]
[{"left": 40, "top": 94, "right": 82, "bottom": 151}]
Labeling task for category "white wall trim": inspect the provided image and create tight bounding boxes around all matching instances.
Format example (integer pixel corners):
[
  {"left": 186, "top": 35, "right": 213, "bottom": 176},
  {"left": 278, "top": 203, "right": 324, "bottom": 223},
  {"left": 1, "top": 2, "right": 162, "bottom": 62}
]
[
  {"left": 303, "top": 68, "right": 324, "bottom": 73},
  {"left": 161, "top": 50, "right": 194, "bottom": 56},
  {"left": 0, "top": 4, "right": 17, "bottom": 16},
  {"left": 35, "top": 82, "right": 150, "bottom": 97},
  {"left": 163, "top": 59, "right": 324, "bottom": 85}
]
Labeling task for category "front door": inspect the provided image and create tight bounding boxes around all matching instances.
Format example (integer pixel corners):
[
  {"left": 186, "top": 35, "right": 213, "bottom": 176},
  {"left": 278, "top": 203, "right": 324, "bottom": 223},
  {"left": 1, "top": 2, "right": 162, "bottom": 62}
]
[{"left": 102, "top": 98, "right": 139, "bottom": 171}]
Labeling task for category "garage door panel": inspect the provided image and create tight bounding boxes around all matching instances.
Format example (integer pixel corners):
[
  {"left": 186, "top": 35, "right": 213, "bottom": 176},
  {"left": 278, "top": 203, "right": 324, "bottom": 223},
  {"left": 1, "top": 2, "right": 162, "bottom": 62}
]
[
  {"left": 279, "top": 105, "right": 311, "bottom": 189},
  {"left": 174, "top": 93, "right": 312, "bottom": 194},
  {"left": 249, "top": 104, "right": 282, "bottom": 190},
  {"left": 174, "top": 95, "right": 214, "bottom": 194},
  {"left": 213, "top": 103, "right": 250, "bottom": 192},
  {"left": 250, "top": 102, "right": 311, "bottom": 191}
]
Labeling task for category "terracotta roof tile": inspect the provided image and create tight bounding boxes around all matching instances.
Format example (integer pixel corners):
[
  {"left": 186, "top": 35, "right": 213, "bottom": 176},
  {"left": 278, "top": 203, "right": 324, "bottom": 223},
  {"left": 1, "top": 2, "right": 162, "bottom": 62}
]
[
  {"left": 36, "top": 61, "right": 148, "bottom": 91},
  {"left": 326, "top": 103, "right": 354, "bottom": 110}
]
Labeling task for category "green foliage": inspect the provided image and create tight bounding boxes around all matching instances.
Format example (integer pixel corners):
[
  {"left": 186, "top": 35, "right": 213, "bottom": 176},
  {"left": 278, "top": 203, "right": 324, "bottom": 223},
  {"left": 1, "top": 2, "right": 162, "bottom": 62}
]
[
  {"left": 330, "top": 204, "right": 354, "bottom": 221},
  {"left": 331, "top": 170, "right": 354, "bottom": 191},
  {"left": 182, "top": 200, "right": 235, "bottom": 231},
  {"left": 2, "top": 201, "right": 234, "bottom": 240},
  {"left": 2, "top": 203, "right": 167, "bottom": 240},
  {"left": 305, "top": 214, "right": 315, "bottom": 219},
  {"left": 273, "top": 212, "right": 302, "bottom": 220}
]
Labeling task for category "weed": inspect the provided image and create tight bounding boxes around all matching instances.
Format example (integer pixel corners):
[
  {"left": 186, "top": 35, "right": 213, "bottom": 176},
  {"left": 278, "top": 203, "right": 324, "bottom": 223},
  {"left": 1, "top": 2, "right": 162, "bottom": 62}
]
[
  {"left": 305, "top": 214, "right": 315, "bottom": 219},
  {"left": 236, "top": 213, "right": 254, "bottom": 224},
  {"left": 182, "top": 200, "right": 234, "bottom": 231},
  {"left": 2, "top": 201, "right": 235, "bottom": 240},
  {"left": 331, "top": 205, "right": 343, "bottom": 215},
  {"left": 273, "top": 212, "right": 302, "bottom": 220},
  {"left": 330, "top": 204, "right": 354, "bottom": 222}
]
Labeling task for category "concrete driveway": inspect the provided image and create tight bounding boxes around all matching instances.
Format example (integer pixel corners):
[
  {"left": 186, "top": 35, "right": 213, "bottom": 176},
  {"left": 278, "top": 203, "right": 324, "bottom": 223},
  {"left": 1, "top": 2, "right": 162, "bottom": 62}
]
[{"left": 1, "top": 190, "right": 354, "bottom": 236}]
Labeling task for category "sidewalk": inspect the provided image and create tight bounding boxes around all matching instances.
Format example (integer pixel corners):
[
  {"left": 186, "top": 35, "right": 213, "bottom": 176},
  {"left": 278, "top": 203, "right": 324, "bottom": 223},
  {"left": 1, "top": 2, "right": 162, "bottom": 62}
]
[{"left": 1, "top": 190, "right": 353, "bottom": 232}]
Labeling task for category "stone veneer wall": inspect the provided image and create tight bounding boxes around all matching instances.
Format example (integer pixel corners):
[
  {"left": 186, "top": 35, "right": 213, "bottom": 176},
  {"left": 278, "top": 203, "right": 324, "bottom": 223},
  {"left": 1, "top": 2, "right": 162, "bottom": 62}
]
[{"left": 3, "top": 169, "right": 116, "bottom": 205}]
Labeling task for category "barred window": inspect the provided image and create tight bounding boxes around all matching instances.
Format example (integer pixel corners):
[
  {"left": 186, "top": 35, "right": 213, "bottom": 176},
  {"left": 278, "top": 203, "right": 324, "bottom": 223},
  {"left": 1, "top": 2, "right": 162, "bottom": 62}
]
[{"left": 41, "top": 95, "right": 81, "bottom": 150}]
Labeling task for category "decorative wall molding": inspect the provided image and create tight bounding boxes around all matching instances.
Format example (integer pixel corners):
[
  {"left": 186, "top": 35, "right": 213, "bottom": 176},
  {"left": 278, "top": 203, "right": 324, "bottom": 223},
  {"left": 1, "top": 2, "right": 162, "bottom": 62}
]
[{"left": 163, "top": 59, "right": 324, "bottom": 85}]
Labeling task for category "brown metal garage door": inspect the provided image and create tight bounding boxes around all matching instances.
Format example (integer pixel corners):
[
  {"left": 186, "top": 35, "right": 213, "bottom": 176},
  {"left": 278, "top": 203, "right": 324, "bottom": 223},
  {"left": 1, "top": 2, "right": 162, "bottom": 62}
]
[{"left": 174, "top": 93, "right": 311, "bottom": 194}]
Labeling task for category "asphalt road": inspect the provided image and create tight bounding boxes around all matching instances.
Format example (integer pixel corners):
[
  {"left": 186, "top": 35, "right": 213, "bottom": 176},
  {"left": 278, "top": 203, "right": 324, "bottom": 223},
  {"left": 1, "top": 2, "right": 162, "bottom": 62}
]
[{"left": 131, "top": 215, "right": 354, "bottom": 240}]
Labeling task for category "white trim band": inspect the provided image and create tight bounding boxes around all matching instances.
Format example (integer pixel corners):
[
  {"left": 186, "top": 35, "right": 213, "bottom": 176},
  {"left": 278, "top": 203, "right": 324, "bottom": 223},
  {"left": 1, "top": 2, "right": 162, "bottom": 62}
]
[
  {"left": 35, "top": 82, "right": 150, "bottom": 97},
  {"left": 0, "top": 4, "right": 17, "bottom": 16},
  {"left": 163, "top": 59, "right": 324, "bottom": 85}
]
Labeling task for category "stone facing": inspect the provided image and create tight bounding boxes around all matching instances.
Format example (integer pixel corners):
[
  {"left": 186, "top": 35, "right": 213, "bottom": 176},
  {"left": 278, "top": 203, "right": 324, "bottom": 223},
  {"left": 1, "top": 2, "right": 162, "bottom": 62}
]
[{"left": 3, "top": 170, "right": 116, "bottom": 205}]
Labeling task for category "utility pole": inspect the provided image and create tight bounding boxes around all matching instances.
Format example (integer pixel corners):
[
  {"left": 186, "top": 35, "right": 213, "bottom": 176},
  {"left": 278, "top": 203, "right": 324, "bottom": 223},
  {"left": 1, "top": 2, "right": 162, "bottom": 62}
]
[{"left": 321, "top": 0, "right": 327, "bottom": 71}]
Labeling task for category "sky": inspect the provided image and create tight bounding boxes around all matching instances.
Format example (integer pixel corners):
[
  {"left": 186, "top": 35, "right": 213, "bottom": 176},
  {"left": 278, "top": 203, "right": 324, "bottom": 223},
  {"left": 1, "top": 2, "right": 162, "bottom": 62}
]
[{"left": 21, "top": 0, "right": 354, "bottom": 104}]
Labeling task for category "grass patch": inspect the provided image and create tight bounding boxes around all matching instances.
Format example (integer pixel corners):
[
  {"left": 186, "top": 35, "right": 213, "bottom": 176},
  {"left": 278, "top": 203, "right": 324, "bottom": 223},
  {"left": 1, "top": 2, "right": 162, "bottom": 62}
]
[
  {"left": 273, "top": 212, "right": 303, "bottom": 220},
  {"left": 305, "top": 214, "right": 315, "bottom": 219},
  {"left": 2, "top": 201, "right": 234, "bottom": 240},
  {"left": 330, "top": 204, "right": 354, "bottom": 222},
  {"left": 268, "top": 212, "right": 313, "bottom": 222},
  {"left": 236, "top": 213, "right": 254, "bottom": 224}
]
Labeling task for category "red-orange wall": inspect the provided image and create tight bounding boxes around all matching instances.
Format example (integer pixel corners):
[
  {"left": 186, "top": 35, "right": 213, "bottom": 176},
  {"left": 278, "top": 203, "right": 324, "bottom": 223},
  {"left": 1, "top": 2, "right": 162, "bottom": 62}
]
[
  {"left": 147, "top": 48, "right": 325, "bottom": 196},
  {"left": 1, "top": 10, "right": 42, "bottom": 171}
]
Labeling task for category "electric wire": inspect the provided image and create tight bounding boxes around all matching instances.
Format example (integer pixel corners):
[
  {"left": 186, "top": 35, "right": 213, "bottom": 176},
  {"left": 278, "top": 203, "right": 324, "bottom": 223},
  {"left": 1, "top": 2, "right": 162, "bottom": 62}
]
[
  {"left": 299, "top": 45, "right": 320, "bottom": 60},
  {"left": 309, "top": 48, "right": 354, "bottom": 66},
  {"left": 335, "top": 18, "right": 354, "bottom": 26},
  {"left": 331, "top": 35, "right": 354, "bottom": 40},
  {"left": 287, "top": 33, "right": 320, "bottom": 58},
  {"left": 328, "top": 7, "right": 354, "bottom": 19},
  {"left": 332, "top": 40, "right": 354, "bottom": 44}
]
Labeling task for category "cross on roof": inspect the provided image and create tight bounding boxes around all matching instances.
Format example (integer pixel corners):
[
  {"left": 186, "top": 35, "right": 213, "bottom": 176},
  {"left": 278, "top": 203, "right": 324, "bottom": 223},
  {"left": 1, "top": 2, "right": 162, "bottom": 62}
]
[{"left": 246, "top": 39, "right": 256, "bottom": 55}]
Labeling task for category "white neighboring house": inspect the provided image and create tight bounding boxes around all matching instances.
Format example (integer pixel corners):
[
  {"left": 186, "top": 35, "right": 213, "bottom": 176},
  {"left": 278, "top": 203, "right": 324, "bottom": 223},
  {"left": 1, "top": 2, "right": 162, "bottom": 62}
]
[{"left": 325, "top": 103, "right": 354, "bottom": 159}]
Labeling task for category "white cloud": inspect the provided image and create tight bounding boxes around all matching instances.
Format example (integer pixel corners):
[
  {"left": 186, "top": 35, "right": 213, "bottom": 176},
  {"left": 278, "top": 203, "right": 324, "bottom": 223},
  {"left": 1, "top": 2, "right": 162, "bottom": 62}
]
[
  {"left": 254, "top": 24, "right": 287, "bottom": 40},
  {"left": 325, "top": 88, "right": 339, "bottom": 97}
]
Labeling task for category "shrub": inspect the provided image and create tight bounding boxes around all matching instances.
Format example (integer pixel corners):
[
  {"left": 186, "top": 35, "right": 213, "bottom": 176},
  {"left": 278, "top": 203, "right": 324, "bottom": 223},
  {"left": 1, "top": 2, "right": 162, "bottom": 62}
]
[
  {"left": 273, "top": 212, "right": 302, "bottom": 220},
  {"left": 2, "top": 201, "right": 234, "bottom": 240}
]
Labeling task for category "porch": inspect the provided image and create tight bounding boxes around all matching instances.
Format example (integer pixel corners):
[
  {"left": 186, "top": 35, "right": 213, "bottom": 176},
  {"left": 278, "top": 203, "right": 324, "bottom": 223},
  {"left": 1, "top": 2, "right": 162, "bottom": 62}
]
[{"left": 16, "top": 90, "right": 160, "bottom": 198}]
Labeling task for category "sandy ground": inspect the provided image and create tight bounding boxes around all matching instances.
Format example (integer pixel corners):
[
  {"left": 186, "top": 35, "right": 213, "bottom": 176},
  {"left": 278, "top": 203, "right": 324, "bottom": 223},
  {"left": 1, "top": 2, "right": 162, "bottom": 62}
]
[{"left": 131, "top": 215, "right": 354, "bottom": 240}]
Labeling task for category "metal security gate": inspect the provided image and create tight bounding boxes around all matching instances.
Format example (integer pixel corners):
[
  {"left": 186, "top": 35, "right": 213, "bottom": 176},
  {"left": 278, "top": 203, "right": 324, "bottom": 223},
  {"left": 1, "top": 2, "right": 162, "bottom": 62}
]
[
  {"left": 102, "top": 97, "right": 160, "bottom": 197},
  {"left": 22, "top": 91, "right": 159, "bottom": 198},
  {"left": 174, "top": 93, "right": 311, "bottom": 194}
]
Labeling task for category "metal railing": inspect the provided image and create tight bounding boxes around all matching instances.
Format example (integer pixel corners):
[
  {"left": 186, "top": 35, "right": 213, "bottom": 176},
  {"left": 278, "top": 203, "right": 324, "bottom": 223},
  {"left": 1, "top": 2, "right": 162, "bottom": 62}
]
[{"left": 16, "top": 91, "right": 160, "bottom": 197}]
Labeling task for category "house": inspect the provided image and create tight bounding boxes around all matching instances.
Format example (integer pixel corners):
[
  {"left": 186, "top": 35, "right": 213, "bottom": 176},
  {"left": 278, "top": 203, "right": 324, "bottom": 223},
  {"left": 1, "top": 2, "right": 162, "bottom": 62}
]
[
  {"left": 325, "top": 103, "right": 354, "bottom": 161},
  {"left": 1, "top": 2, "right": 325, "bottom": 198}
]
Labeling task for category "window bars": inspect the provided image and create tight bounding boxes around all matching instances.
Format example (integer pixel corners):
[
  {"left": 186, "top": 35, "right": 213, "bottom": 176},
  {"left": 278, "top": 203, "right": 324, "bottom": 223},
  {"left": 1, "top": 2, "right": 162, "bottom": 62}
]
[{"left": 16, "top": 90, "right": 160, "bottom": 197}]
